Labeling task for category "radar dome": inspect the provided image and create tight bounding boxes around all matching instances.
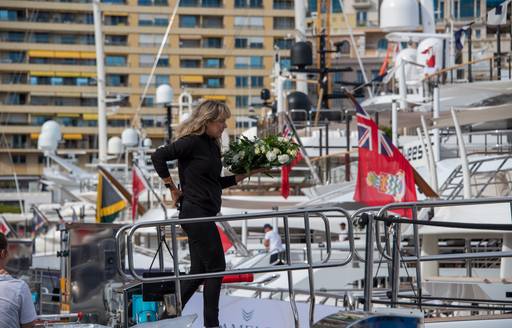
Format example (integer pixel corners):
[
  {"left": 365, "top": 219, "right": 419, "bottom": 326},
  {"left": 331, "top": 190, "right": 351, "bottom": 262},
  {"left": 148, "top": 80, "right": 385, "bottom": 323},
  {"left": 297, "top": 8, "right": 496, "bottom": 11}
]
[
  {"left": 156, "top": 84, "right": 173, "bottom": 105},
  {"left": 143, "top": 138, "right": 152, "bottom": 148},
  {"left": 380, "top": 0, "right": 419, "bottom": 31},
  {"left": 41, "top": 120, "right": 61, "bottom": 141},
  {"left": 37, "top": 133, "right": 58, "bottom": 152},
  {"left": 107, "top": 136, "right": 123, "bottom": 155},
  {"left": 121, "top": 128, "right": 139, "bottom": 147}
]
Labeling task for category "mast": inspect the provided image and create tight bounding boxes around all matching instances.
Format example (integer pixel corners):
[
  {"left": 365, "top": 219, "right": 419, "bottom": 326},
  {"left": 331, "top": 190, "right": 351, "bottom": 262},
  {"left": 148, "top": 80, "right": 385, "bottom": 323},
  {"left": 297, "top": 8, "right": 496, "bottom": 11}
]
[
  {"left": 294, "top": 0, "right": 308, "bottom": 94},
  {"left": 93, "top": 0, "right": 107, "bottom": 164}
]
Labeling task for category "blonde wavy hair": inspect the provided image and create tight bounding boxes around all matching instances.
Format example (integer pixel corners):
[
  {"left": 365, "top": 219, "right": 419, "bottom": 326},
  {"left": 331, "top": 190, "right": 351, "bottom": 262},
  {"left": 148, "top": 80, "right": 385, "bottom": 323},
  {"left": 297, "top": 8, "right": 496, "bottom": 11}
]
[{"left": 174, "top": 100, "right": 231, "bottom": 140}]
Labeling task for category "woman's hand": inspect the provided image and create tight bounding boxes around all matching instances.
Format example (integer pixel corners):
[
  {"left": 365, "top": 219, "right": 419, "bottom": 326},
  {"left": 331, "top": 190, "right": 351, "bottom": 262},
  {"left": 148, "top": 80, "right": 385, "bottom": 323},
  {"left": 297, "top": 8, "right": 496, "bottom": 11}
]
[{"left": 170, "top": 188, "right": 183, "bottom": 208}]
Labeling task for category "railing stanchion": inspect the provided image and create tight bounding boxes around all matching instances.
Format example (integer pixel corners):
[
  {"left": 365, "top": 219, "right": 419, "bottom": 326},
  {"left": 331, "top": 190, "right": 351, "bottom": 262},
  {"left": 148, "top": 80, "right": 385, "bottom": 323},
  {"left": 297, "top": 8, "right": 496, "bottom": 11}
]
[
  {"left": 363, "top": 213, "right": 374, "bottom": 312},
  {"left": 170, "top": 222, "right": 182, "bottom": 316},
  {"left": 284, "top": 215, "right": 300, "bottom": 328},
  {"left": 304, "top": 212, "right": 315, "bottom": 327},
  {"left": 390, "top": 221, "right": 401, "bottom": 308},
  {"left": 412, "top": 206, "right": 422, "bottom": 310}
]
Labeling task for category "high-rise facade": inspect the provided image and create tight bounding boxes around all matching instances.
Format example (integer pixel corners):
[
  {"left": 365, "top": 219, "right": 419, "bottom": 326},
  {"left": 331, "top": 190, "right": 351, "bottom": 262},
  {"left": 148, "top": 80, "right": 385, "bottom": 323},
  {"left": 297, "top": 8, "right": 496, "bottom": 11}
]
[{"left": 0, "top": 0, "right": 295, "bottom": 185}]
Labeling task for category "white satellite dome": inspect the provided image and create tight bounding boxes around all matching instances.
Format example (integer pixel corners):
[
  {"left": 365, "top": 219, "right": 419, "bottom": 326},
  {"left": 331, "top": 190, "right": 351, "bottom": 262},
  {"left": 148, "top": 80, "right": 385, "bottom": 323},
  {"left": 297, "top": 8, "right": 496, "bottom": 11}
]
[
  {"left": 417, "top": 38, "right": 443, "bottom": 70},
  {"left": 380, "top": 0, "right": 419, "bottom": 31},
  {"left": 156, "top": 84, "right": 173, "bottom": 105},
  {"left": 121, "top": 128, "right": 139, "bottom": 147},
  {"left": 37, "top": 133, "right": 58, "bottom": 152},
  {"left": 107, "top": 136, "right": 123, "bottom": 155},
  {"left": 143, "top": 138, "right": 152, "bottom": 148},
  {"left": 41, "top": 120, "right": 61, "bottom": 141}
]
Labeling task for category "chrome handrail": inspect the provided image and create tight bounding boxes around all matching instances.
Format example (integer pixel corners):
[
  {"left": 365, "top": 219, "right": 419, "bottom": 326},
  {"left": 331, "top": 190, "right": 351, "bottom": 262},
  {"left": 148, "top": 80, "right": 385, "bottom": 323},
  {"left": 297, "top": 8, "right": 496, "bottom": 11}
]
[
  {"left": 118, "top": 206, "right": 353, "bottom": 327},
  {"left": 360, "top": 196, "right": 512, "bottom": 312}
]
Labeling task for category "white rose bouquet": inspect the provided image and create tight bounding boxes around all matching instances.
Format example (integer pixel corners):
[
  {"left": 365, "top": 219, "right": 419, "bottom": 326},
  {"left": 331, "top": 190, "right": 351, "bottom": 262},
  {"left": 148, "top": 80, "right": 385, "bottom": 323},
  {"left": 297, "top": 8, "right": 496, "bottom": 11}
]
[{"left": 223, "top": 135, "right": 300, "bottom": 174}]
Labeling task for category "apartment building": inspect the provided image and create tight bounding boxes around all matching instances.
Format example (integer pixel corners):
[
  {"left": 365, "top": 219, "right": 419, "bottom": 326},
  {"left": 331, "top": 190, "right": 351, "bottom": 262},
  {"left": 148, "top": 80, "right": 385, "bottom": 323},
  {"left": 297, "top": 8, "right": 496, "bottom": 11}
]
[{"left": 0, "top": 0, "right": 295, "bottom": 185}]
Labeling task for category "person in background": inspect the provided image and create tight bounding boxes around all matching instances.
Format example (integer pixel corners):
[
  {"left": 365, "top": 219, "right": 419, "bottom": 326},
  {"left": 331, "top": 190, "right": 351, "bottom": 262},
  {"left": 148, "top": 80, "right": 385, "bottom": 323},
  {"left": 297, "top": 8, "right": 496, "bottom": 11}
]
[
  {"left": 339, "top": 222, "right": 348, "bottom": 241},
  {"left": 263, "top": 224, "right": 285, "bottom": 264},
  {"left": 0, "top": 232, "right": 37, "bottom": 328},
  {"left": 151, "top": 100, "right": 264, "bottom": 328}
]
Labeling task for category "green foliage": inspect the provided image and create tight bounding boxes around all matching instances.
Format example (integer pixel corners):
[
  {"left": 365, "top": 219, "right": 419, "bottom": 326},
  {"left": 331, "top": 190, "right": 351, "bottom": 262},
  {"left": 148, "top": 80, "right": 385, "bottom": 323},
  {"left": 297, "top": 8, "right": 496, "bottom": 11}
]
[
  {"left": 0, "top": 203, "right": 21, "bottom": 214},
  {"left": 223, "top": 135, "right": 300, "bottom": 174}
]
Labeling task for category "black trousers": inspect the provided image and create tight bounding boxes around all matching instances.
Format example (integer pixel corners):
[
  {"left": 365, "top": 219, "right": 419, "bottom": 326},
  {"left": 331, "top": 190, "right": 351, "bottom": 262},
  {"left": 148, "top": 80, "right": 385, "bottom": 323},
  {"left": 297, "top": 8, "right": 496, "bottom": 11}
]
[{"left": 179, "top": 201, "right": 225, "bottom": 327}]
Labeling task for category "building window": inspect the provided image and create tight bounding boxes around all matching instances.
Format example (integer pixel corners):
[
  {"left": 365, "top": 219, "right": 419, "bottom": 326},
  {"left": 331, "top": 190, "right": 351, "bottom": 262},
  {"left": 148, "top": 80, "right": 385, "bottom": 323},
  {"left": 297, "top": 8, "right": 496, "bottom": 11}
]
[
  {"left": 273, "top": 0, "right": 293, "bottom": 9},
  {"left": 235, "top": 56, "right": 263, "bottom": 68},
  {"left": 205, "top": 77, "right": 223, "bottom": 88},
  {"left": 356, "top": 11, "right": 367, "bottom": 26},
  {"left": 250, "top": 56, "right": 263, "bottom": 68},
  {"left": 356, "top": 70, "right": 364, "bottom": 84},
  {"left": 107, "top": 74, "right": 128, "bottom": 86},
  {"left": 236, "top": 96, "right": 248, "bottom": 108},
  {"left": 234, "top": 16, "right": 264, "bottom": 29},
  {"left": 34, "top": 33, "right": 49, "bottom": 43},
  {"left": 181, "top": 59, "right": 201, "bottom": 68},
  {"left": 139, "top": 14, "right": 169, "bottom": 26},
  {"left": 203, "top": 0, "right": 222, "bottom": 7},
  {"left": 251, "top": 76, "right": 264, "bottom": 87},
  {"left": 202, "top": 16, "right": 223, "bottom": 28},
  {"left": 235, "top": 0, "right": 263, "bottom": 8},
  {"left": 475, "top": 29, "right": 481, "bottom": 39},
  {"left": 459, "top": 0, "right": 474, "bottom": 17},
  {"left": 274, "top": 38, "right": 293, "bottom": 49},
  {"left": 235, "top": 76, "right": 248, "bottom": 87},
  {"left": 138, "top": 34, "right": 164, "bottom": 46},
  {"left": 203, "top": 37, "right": 222, "bottom": 48},
  {"left": 180, "top": 0, "right": 199, "bottom": 6},
  {"left": 106, "top": 55, "right": 127, "bottom": 66},
  {"left": 377, "top": 39, "right": 388, "bottom": 51},
  {"left": 235, "top": 37, "right": 263, "bottom": 49},
  {"left": 180, "top": 39, "right": 201, "bottom": 48},
  {"left": 12, "top": 155, "right": 26, "bottom": 163},
  {"left": 204, "top": 58, "right": 223, "bottom": 68},
  {"left": 273, "top": 17, "right": 294, "bottom": 29},
  {"left": 180, "top": 15, "right": 198, "bottom": 28},
  {"left": 12, "top": 135, "right": 27, "bottom": 148}
]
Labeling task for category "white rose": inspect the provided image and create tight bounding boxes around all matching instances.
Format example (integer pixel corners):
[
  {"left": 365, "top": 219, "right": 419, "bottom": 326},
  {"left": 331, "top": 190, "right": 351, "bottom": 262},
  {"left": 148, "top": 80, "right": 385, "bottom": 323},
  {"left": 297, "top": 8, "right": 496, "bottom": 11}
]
[
  {"left": 278, "top": 154, "right": 290, "bottom": 164},
  {"left": 266, "top": 151, "right": 277, "bottom": 162},
  {"left": 238, "top": 151, "right": 245, "bottom": 158},
  {"left": 273, "top": 148, "right": 281, "bottom": 155},
  {"left": 288, "top": 149, "right": 297, "bottom": 157},
  {"left": 233, "top": 154, "right": 240, "bottom": 162},
  {"left": 255, "top": 147, "right": 260, "bottom": 155}
]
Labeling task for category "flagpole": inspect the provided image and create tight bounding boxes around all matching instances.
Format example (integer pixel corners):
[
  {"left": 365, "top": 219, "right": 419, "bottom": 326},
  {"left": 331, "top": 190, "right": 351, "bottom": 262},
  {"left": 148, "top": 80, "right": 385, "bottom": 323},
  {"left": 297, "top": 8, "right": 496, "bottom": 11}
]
[
  {"left": 467, "top": 26, "right": 472, "bottom": 82},
  {"left": 497, "top": 25, "right": 502, "bottom": 80}
]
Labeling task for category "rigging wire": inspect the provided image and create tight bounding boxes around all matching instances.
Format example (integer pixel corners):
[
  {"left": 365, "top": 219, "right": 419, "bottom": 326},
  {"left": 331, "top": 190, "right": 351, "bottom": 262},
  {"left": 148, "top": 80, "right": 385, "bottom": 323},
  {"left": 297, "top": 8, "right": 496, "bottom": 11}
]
[
  {"left": 335, "top": 0, "right": 373, "bottom": 97},
  {"left": 131, "top": 0, "right": 181, "bottom": 130}
]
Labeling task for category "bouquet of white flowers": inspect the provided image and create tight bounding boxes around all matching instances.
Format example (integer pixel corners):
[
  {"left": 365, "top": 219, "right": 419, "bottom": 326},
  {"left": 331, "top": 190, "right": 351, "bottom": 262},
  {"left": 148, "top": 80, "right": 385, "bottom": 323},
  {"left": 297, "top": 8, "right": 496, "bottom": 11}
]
[{"left": 223, "top": 135, "right": 300, "bottom": 174}]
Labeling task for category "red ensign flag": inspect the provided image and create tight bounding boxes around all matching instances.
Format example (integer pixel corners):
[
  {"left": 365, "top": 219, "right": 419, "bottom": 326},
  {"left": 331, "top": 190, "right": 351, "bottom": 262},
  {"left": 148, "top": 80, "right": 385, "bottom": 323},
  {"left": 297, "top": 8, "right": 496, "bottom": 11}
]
[{"left": 349, "top": 95, "right": 417, "bottom": 217}]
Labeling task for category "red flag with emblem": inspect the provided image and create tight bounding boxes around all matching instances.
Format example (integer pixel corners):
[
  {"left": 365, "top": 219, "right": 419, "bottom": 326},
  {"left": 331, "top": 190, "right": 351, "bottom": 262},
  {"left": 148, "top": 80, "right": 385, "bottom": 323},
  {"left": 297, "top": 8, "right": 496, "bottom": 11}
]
[
  {"left": 132, "top": 167, "right": 146, "bottom": 221},
  {"left": 348, "top": 95, "right": 417, "bottom": 217},
  {"left": 0, "top": 217, "right": 12, "bottom": 236}
]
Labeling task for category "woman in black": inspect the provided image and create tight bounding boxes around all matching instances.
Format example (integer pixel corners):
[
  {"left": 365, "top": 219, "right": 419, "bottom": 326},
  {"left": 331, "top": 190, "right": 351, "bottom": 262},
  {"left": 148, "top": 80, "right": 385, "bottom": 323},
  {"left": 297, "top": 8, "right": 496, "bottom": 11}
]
[{"left": 151, "top": 100, "right": 259, "bottom": 327}]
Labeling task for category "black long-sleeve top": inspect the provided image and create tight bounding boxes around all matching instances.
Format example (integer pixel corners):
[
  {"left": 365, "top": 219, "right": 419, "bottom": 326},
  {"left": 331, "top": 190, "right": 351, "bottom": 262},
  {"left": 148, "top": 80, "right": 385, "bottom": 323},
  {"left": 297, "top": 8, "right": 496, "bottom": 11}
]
[{"left": 151, "top": 133, "right": 237, "bottom": 214}]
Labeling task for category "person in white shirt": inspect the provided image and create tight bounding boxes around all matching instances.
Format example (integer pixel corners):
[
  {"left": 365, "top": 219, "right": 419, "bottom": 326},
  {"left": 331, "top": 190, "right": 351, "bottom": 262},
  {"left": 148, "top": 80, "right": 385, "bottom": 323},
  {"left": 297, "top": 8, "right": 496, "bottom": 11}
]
[
  {"left": 0, "top": 232, "right": 37, "bottom": 328},
  {"left": 263, "top": 224, "right": 284, "bottom": 264}
]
